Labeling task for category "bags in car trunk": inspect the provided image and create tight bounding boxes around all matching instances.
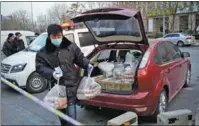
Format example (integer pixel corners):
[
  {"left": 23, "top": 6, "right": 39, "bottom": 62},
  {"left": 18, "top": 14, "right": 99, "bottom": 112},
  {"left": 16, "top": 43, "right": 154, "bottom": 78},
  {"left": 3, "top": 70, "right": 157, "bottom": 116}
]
[
  {"left": 94, "top": 74, "right": 134, "bottom": 91},
  {"left": 80, "top": 49, "right": 142, "bottom": 92}
]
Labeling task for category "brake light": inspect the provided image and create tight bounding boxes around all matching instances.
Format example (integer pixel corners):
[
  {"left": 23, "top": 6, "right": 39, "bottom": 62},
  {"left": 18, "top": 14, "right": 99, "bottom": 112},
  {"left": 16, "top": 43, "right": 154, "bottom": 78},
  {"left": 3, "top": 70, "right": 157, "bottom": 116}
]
[
  {"left": 186, "top": 37, "right": 191, "bottom": 40},
  {"left": 139, "top": 50, "right": 150, "bottom": 69},
  {"left": 75, "top": 65, "right": 79, "bottom": 71}
]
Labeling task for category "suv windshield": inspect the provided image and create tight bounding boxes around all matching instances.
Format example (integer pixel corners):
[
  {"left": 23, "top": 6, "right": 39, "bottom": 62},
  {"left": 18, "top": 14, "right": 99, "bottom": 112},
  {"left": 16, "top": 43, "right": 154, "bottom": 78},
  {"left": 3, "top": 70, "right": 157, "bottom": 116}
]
[
  {"left": 28, "top": 34, "right": 47, "bottom": 51},
  {"left": 85, "top": 16, "right": 141, "bottom": 40}
]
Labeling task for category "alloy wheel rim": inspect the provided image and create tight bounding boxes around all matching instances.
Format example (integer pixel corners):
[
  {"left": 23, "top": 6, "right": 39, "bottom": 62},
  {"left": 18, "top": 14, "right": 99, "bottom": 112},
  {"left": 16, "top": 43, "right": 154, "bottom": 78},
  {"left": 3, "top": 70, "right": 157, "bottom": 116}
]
[
  {"left": 187, "top": 70, "right": 191, "bottom": 86},
  {"left": 31, "top": 77, "right": 43, "bottom": 89},
  {"left": 159, "top": 92, "right": 166, "bottom": 113},
  {"left": 178, "top": 42, "right": 183, "bottom": 47}
]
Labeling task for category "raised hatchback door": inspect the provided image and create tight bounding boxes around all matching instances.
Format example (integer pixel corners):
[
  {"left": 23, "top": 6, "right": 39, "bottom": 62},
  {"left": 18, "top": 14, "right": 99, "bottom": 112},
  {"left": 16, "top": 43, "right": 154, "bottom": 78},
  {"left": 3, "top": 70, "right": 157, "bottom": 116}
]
[{"left": 72, "top": 8, "right": 149, "bottom": 46}]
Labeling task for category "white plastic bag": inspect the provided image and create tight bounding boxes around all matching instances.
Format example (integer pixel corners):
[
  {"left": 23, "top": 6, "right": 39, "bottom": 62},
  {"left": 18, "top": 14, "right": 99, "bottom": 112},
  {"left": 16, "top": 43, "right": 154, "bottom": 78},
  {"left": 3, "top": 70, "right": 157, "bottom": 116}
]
[
  {"left": 43, "top": 67, "right": 67, "bottom": 109},
  {"left": 43, "top": 84, "right": 67, "bottom": 108},
  {"left": 77, "top": 70, "right": 101, "bottom": 100},
  {"left": 98, "top": 61, "right": 115, "bottom": 77}
]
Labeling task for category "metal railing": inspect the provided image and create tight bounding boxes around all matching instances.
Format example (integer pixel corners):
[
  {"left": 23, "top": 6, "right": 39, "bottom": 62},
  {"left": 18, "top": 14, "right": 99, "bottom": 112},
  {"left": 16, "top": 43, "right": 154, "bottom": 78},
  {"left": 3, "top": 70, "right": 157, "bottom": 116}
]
[{"left": 1, "top": 77, "right": 83, "bottom": 126}]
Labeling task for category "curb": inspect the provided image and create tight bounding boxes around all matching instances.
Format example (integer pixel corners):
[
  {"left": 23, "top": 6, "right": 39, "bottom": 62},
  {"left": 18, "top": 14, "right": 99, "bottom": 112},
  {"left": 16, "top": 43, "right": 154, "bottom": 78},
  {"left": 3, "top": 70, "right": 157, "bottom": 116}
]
[
  {"left": 157, "top": 109, "right": 192, "bottom": 125},
  {"left": 192, "top": 44, "right": 199, "bottom": 47},
  {"left": 107, "top": 111, "right": 138, "bottom": 125}
]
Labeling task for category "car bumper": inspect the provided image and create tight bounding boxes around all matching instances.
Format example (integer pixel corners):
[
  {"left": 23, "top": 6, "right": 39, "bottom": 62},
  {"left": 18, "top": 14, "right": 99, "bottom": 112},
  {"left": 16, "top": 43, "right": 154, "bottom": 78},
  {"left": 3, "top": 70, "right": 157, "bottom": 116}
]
[
  {"left": 79, "top": 91, "right": 156, "bottom": 116},
  {"left": 1, "top": 71, "right": 28, "bottom": 87},
  {"left": 185, "top": 40, "right": 195, "bottom": 45}
]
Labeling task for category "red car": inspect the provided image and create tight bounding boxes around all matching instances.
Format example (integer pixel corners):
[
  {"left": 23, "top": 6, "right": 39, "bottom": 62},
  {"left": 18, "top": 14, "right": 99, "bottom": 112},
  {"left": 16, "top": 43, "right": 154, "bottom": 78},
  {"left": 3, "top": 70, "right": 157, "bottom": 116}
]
[{"left": 72, "top": 8, "right": 191, "bottom": 118}]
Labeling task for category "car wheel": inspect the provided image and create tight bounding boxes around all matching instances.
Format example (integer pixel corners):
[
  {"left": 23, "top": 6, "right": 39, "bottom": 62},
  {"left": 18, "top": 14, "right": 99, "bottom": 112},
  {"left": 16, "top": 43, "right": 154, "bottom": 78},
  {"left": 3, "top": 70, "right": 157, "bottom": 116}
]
[
  {"left": 184, "top": 68, "right": 191, "bottom": 87},
  {"left": 26, "top": 72, "right": 47, "bottom": 93},
  {"left": 177, "top": 41, "right": 184, "bottom": 47},
  {"left": 152, "top": 89, "right": 168, "bottom": 121}
]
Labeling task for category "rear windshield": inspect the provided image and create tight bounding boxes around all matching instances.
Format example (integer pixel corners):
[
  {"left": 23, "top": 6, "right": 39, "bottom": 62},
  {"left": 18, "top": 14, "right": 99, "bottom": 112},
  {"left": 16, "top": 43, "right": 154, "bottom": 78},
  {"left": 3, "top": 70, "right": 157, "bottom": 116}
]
[{"left": 86, "top": 16, "right": 141, "bottom": 38}]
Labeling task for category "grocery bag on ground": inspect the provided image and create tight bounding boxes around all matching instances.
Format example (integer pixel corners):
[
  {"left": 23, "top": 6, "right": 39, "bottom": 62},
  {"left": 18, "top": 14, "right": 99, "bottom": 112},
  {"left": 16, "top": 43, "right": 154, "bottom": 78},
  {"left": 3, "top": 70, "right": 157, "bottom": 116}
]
[
  {"left": 77, "top": 68, "right": 101, "bottom": 100},
  {"left": 43, "top": 67, "right": 67, "bottom": 109}
]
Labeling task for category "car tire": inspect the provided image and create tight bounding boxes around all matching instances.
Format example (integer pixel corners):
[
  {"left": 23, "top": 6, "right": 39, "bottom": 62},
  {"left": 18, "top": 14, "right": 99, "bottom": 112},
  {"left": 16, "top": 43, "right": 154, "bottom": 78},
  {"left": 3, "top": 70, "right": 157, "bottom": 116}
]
[
  {"left": 184, "top": 68, "right": 191, "bottom": 87},
  {"left": 26, "top": 72, "right": 47, "bottom": 93},
  {"left": 152, "top": 89, "right": 168, "bottom": 121},
  {"left": 84, "top": 105, "right": 98, "bottom": 110},
  {"left": 177, "top": 41, "right": 184, "bottom": 47}
]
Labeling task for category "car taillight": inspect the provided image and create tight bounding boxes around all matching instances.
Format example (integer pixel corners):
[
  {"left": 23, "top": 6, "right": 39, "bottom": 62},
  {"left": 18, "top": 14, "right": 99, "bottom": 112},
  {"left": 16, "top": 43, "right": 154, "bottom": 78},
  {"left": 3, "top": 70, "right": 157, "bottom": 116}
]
[
  {"left": 139, "top": 50, "right": 150, "bottom": 69},
  {"left": 186, "top": 37, "right": 191, "bottom": 40},
  {"left": 75, "top": 65, "right": 79, "bottom": 71}
]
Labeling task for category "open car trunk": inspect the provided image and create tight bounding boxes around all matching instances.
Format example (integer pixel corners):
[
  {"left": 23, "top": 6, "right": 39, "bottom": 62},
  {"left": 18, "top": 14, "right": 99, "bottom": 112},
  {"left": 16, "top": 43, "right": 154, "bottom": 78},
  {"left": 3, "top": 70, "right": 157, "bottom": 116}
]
[{"left": 79, "top": 46, "right": 143, "bottom": 95}]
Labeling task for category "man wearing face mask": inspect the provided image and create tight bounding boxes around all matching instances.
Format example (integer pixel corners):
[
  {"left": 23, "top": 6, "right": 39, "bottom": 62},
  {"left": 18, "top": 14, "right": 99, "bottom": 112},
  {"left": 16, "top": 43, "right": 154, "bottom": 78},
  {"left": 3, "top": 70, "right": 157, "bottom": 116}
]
[
  {"left": 14, "top": 32, "right": 25, "bottom": 53},
  {"left": 35, "top": 24, "right": 93, "bottom": 126}
]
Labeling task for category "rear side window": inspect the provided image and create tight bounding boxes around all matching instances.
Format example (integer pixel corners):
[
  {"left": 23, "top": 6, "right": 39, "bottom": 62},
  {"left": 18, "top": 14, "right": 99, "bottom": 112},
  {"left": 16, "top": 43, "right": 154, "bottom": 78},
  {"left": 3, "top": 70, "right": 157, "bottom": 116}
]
[
  {"left": 172, "top": 34, "right": 180, "bottom": 37},
  {"left": 78, "top": 32, "right": 98, "bottom": 47},
  {"left": 65, "top": 33, "right": 75, "bottom": 43},
  {"left": 154, "top": 43, "right": 173, "bottom": 65},
  {"left": 165, "top": 34, "right": 172, "bottom": 38},
  {"left": 165, "top": 42, "right": 182, "bottom": 60}
]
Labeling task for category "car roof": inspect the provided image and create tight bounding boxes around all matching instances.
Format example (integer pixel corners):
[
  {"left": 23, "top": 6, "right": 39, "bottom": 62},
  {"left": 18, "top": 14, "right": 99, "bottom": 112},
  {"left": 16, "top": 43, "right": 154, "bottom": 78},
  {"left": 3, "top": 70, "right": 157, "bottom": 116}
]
[
  {"left": 1, "top": 30, "right": 35, "bottom": 36},
  {"left": 165, "top": 33, "right": 181, "bottom": 35},
  {"left": 40, "top": 30, "right": 71, "bottom": 35},
  {"left": 63, "top": 28, "right": 89, "bottom": 34}
]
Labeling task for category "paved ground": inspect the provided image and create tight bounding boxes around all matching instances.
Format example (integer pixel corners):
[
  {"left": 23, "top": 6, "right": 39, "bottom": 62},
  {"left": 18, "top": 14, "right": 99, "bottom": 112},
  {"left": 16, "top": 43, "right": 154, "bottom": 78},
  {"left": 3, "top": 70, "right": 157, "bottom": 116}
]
[{"left": 1, "top": 46, "right": 199, "bottom": 125}]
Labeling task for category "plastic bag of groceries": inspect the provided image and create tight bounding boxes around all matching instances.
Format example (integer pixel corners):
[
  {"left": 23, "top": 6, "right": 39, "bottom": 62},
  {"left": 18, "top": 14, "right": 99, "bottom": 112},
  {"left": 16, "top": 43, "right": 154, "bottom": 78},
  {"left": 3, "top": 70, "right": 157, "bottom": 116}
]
[
  {"left": 43, "top": 84, "right": 67, "bottom": 109},
  {"left": 98, "top": 61, "right": 115, "bottom": 77},
  {"left": 43, "top": 67, "right": 67, "bottom": 109},
  {"left": 77, "top": 68, "right": 101, "bottom": 100}
]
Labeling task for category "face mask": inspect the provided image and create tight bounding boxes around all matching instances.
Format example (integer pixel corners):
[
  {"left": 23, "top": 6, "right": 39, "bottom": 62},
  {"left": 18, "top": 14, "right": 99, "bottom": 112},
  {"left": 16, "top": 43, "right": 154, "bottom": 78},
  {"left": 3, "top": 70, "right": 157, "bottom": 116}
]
[{"left": 51, "top": 38, "right": 62, "bottom": 47}]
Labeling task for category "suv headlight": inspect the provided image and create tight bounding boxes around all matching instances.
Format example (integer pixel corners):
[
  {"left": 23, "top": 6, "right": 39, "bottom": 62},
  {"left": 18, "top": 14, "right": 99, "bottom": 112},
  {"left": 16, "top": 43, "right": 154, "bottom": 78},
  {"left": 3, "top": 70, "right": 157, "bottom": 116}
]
[{"left": 10, "top": 64, "right": 27, "bottom": 73}]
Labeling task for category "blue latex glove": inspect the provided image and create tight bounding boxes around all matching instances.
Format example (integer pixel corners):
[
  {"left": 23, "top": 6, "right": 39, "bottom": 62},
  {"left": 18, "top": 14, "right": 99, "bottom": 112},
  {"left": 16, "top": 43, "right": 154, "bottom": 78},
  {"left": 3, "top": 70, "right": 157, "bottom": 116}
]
[{"left": 87, "top": 64, "right": 93, "bottom": 74}]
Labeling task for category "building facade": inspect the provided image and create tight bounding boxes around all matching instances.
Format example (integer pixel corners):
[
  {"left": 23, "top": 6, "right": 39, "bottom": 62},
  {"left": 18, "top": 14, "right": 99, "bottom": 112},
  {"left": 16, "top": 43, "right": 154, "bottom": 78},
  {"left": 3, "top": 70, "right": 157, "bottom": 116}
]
[{"left": 139, "top": 1, "right": 199, "bottom": 35}]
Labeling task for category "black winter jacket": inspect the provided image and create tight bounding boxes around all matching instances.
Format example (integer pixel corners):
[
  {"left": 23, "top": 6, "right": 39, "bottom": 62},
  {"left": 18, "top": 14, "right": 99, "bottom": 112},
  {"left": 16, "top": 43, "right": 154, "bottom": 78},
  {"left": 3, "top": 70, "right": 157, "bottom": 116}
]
[
  {"left": 14, "top": 38, "right": 25, "bottom": 53},
  {"left": 36, "top": 37, "right": 90, "bottom": 104},
  {"left": 2, "top": 40, "right": 15, "bottom": 57}
]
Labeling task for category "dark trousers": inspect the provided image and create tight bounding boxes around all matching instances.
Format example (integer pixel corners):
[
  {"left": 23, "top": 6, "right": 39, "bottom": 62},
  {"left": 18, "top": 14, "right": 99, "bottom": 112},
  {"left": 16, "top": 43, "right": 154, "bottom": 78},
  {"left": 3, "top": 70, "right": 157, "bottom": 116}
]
[{"left": 58, "top": 103, "right": 76, "bottom": 126}]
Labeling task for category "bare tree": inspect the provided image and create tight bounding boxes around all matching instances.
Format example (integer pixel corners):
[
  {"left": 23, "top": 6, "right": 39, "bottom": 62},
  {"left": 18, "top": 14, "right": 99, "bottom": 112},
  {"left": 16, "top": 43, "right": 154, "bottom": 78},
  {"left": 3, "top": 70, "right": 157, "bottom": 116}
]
[
  {"left": 47, "top": 2, "right": 86, "bottom": 24},
  {"left": 36, "top": 14, "right": 48, "bottom": 33},
  {"left": 47, "top": 3, "right": 69, "bottom": 24},
  {"left": 69, "top": 2, "right": 86, "bottom": 17},
  {"left": 112, "top": 1, "right": 137, "bottom": 8},
  {"left": 12, "top": 10, "right": 32, "bottom": 30},
  {"left": 1, "top": 16, "right": 19, "bottom": 30},
  {"left": 189, "top": 1, "right": 196, "bottom": 35},
  {"left": 87, "top": 2, "right": 111, "bottom": 9},
  {"left": 168, "top": 2, "right": 179, "bottom": 32},
  {"left": 1, "top": 10, "right": 33, "bottom": 30}
]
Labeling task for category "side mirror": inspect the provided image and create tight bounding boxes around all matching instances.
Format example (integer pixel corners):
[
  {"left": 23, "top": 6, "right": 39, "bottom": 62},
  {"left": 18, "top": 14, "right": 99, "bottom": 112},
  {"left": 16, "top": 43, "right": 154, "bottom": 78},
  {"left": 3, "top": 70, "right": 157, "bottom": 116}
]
[{"left": 182, "top": 52, "right": 190, "bottom": 58}]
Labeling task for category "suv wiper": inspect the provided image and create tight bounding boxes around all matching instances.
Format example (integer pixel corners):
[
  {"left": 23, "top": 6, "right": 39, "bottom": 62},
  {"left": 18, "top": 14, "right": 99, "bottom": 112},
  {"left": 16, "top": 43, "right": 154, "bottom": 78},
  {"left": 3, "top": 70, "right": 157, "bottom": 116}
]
[{"left": 24, "top": 47, "right": 37, "bottom": 52}]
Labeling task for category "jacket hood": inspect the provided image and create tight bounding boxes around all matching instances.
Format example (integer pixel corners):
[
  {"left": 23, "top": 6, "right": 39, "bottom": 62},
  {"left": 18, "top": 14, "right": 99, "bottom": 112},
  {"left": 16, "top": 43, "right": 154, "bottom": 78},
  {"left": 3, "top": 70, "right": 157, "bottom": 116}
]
[{"left": 45, "top": 37, "right": 72, "bottom": 52}]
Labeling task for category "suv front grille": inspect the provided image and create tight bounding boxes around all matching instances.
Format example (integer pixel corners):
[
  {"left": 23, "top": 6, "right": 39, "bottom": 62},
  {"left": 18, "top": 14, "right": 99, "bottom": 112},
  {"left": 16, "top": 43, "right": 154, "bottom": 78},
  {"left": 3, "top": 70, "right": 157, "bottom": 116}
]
[{"left": 1, "top": 63, "right": 11, "bottom": 73}]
